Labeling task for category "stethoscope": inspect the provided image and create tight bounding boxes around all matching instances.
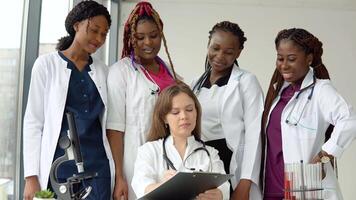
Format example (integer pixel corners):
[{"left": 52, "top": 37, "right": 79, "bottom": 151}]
[
  {"left": 130, "top": 53, "right": 172, "bottom": 95},
  {"left": 283, "top": 76, "right": 339, "bottom": 177},
  {"left": 162, "top": 136, "right": 212, "bottom": 172},
  {"left": 285, "top": 76, "right": 316, "bottom": 126}
]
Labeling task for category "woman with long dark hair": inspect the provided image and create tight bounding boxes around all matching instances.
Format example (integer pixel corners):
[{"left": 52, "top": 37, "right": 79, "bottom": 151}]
[{"left": 261, "top": 28, "right": 356, "bottom": 200}]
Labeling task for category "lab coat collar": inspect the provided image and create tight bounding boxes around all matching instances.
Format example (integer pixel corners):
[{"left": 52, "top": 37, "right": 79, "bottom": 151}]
[
  {"left": 229, "top": 63, "right": 243, "bottom": 82},
  {"left": 57, "top": 51, "right": 93, "bottom": 71},
  {"left": 130, "top": 54, "right": 172, "bottom": 77},
  {"left": 221, "top": 64, "right": 243, "bottom": 109},
  {"left": 300, "top": 67, "right": 314, "bottom": 90},
  {"left": 166, "top": 135, "right": 198, "bottom": 149}
]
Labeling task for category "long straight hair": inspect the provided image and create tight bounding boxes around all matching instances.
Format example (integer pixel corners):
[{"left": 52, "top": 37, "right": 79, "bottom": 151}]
[{"left": 147, "top": 82, "right": 202, "bottom": 142}]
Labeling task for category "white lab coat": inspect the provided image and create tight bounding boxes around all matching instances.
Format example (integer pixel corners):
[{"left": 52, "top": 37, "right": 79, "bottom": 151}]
[
  {"left": 191, "top": 64, "right": 264, "bottom": 199},
  {"left": 106, "top": 57, "right": 175, "bottom": 200},
  {"left": 131, "top": 135, "right": 230, "bottom": 199},
  {"left": 264, "top": 68, "right": 356, "bottom": 200},
  {"left": 23, "top": 52, "right": 115, "bottom": 190}
]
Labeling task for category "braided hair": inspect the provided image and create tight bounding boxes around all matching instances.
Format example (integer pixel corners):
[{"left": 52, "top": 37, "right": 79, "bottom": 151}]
[
  {"left": 122, "top": 1, "right": 177, "bottom": 79},
  {"left": 192, "top": 21, "right": 246, "bottom": 92},
  {"left": 56, "top": 0, "right": 111, "bottom": 51},
  {"left": 262, "top": 28, "right": 330, "bottom": 134},
  {"left": 260, "top": 28, "right": 332, "bottom": 187}
]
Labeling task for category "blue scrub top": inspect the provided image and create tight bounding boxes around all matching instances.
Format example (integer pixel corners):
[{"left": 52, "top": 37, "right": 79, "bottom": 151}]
[{"left": 53, "top": 51, "right": 110, "bottom": 179}]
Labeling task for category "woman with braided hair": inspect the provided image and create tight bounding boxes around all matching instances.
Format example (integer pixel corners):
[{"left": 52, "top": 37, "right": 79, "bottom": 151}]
[
  {"left": 106, "top": 1, "right": 178, "bottom": 199},
  {"left": 23, "top": 1, "right": 113, "bottom": 199},
  {"left": 261, "top": 28, "right": 356, "bottom": 200},
  {"left": 191, "top": 21, "right": 264, "bottom": 200}
]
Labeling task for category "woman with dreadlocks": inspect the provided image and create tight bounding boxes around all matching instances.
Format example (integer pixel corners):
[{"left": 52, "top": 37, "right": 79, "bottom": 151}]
[
  {"left": 106, "top": 1, "right": 177, "bottom": 200},
  {"left": 23, "top": 1, "right": 113, "bottom": 199},
  {"left": 191, "top": 21, "right": 264, "bottom": 200},
  {"left": 261, "top": 28, "right": 356, "bottom": 200}
]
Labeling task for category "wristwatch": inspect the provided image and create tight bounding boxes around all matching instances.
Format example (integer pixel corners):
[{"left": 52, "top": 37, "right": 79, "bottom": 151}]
[
  {"left": 320, "top": 155, "right": 330, "bottom": 164},
  {"left": 319, "top": 151, "right": 331, "bottom": 164}
]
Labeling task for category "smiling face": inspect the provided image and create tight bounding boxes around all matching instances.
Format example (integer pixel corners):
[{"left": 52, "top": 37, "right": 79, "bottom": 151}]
[
  {"left": 276, "top": 39, "right": 313, "bottom": 84},
  {"left": 208, "top": 30, "right": 242, "bottom": 75},
  {"left": 133, "top": 19, "right": 162, "bottom": 64},
  {"left": 164, "top": 92, "right": 197, "bottom": 140},
  {"left": 74, "top": 15, "right": 109, "bottom": 54}
]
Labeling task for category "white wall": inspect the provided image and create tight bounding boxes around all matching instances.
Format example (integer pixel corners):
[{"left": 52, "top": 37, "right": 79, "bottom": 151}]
[{"left": 118, "top": 1, "right": 356, "bottom": 198}]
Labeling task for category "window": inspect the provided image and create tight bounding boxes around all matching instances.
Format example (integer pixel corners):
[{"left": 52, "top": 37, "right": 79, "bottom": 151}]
[
  {"left": 0, "top": 1, "right": 117, "bottom": 199},
  {"left": 39, "top": 0, "right": 70, "bottom": 55},
  {"left": 0, "top": 0, "right": 24, "bottom": 199},
  {"left": 39, "top": 0, "right": 110, "bottom": 64}
]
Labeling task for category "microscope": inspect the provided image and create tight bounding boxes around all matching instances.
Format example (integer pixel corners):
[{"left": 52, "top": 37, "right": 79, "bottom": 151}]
[{"left": 49, "top": 112, "right": 97, "bottom": 200}]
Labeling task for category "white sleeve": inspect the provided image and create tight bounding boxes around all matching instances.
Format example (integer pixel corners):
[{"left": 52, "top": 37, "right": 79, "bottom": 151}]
[
  {"left": 318, "top": 82, "right": 356, "bottom": 157},
  {"left": 131, "top": 143, "right": 159, "bottom": 198},
  {"left": 239, "top": 73, "right": 264, "bottom": 184},
  {"left": 209, "top": 147, "right": 230, "bottom": 200},
  {"left": 23, "top": 57, "right": 46, "bottom": 177},
  {"left": 106, "top": 62, "right": 127, "bottom": 132}
]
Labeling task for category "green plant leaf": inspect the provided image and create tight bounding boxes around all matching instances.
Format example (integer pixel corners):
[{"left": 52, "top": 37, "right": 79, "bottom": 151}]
[{"left": 34, "top": 189, "right": 55, "bottom": 198}]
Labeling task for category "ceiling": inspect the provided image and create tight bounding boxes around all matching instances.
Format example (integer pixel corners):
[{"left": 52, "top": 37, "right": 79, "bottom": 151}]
[{"left": 122, "top": 0, "right": 356, "bottom": 11}]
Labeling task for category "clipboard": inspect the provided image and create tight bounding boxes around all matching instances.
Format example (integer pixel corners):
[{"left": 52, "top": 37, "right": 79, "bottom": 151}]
[{"left": 138, "top": 172, "right": 233, "bottom": 200}]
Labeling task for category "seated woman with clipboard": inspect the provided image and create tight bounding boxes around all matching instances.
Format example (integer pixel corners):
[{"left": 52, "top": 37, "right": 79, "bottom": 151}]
[{"left": 131, "top": 82, "right": 230, "bottom": 200}]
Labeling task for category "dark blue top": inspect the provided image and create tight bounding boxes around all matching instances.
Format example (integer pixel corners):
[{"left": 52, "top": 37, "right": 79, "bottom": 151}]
[{"left": 53, "top": 51, "right": 110, "bottom": 179}]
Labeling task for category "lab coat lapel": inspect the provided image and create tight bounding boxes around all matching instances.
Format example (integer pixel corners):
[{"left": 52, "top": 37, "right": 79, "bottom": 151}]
[
  {"left": 221, "top": 65, "right": 243, "bottom": 111},
  {"left": 88, "top": 64, "right": 107, "bottom": 107}
]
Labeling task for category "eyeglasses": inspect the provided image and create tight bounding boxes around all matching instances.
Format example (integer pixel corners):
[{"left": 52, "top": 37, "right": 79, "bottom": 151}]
[
  {"left": 285, "top": 77, "right": 316, "bottom": 126},
  {"left": 162, "top": 137, "right": 212, "bottom": 172}
]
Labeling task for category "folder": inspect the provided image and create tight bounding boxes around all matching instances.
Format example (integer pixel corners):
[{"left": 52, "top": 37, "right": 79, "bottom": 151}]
[{"left": 138, "top": 172, "right": 233, "bottom": 200}]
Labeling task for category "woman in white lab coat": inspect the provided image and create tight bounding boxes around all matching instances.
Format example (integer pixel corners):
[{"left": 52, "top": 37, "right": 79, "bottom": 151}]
[
  {"left": 192, "top": 21, "right": 264, "bottom": 200},
  {"left": 23, "top": 1, "right": 113, "bottom": 200},
  {"left": 106, "top": 2, "right": 178, "bottom": 200},
  {"left": 132, "top": 82, "right": 230, "bottom": 200},
  {"left": 261, "top": 28, "right": 356, "bottom": 200}
]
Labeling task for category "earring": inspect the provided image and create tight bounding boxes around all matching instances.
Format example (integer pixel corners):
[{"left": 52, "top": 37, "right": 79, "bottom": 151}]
[{"left": 165, "top": 124, "right": 168, "bottom": 129}]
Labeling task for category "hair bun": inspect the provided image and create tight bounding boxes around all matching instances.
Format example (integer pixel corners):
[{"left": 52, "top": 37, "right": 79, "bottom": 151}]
[{"left": 135, "top": 1, "right": 153, "bottom": 16}]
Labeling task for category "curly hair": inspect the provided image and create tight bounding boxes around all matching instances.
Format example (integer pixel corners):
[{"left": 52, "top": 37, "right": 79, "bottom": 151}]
[{"left": 56, "top": 0, "right": 111, "bottom": 51}]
